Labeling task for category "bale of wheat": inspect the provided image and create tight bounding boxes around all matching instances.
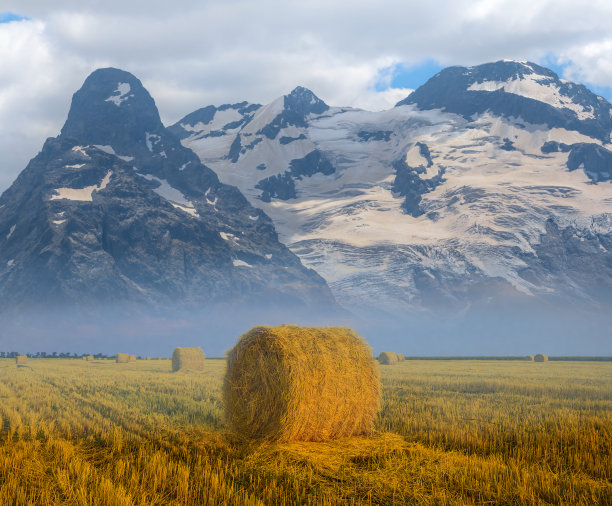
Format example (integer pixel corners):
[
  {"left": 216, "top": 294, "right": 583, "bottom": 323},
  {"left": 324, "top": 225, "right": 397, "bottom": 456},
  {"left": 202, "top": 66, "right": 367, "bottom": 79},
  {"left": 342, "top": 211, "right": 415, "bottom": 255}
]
[
  {"left": 172, "top": 347, "right": 205, "bottom": 372},
  {"left": 397, "top": 353, "right": 405, "bottom": 362},
  {"left": 15, "top": 355, "right": 28, "bottom": 365},
  {"left": 224, "top": 325, "right": 380, "bottom": 442},
  {"left": 534, "top": 354, "right": 548, "bottom": 362},
  {"left": 525, "top": 355, "right": 535, "bottom": 361},
  {"left": 129, "top": 354, "right": 136, "bottom": 362},
  {"left": 145, "top": 357, "right": 151, "bottom": 361},
  {"left": 378, "top": 351, "right": 399, "bottom": 365},
  {"left": 116, "top": 353, "right": 130, "bottom": 363}
]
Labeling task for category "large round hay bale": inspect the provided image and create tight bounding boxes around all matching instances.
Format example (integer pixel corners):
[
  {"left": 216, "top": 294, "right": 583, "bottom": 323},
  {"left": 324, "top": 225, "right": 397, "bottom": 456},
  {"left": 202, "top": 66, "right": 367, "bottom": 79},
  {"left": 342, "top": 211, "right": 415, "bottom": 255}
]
[
  {"left": 116, "top": 353, "right": 130, "bottom": 363},
  {"left": 129, "top": 354, "right": 136, "bottom": 362},
  {"left": 525, "top": 355, "right": 535, "bottom": 361},
  {"left": 378, "top": 352, "right": 399, "bottom": 365},
  {"left": 172, "top": 347, "right": 205, "bottom": 372},
  {"left": 397, "top": 353, "right": 405, "bottom": 362},
  {"left": 15, "top": 355, "right": 28, "bottom": 365},
  {"left": 224, "top": 325, "right": 380, "bottom": 442},
  {"left": 534, "top": 354, "right": 548, "bottom": 362}
]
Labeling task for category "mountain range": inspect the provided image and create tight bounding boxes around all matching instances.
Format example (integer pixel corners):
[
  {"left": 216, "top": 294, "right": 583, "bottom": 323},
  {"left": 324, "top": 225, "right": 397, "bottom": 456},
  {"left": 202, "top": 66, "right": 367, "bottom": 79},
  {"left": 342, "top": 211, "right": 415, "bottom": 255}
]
[{"left": 1, "top": 60, "right": 610, "bottom": 354}]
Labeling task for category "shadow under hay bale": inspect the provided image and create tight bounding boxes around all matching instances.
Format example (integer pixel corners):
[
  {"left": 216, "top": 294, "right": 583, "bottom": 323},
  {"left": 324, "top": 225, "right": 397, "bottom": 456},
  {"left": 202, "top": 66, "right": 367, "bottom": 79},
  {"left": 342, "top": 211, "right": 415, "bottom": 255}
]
[
  {"left": 534, "top": 354, "right": 548, "bottom": 362},
  {"left": 116, "top": 353, "right": 130, "bottom": 364},
  {"left": 378, "top": 352, "right": 399, "bottom": 365},
  {"left": 172, "top": 347, "right": 205, "bottom": 372},
  {"left": 15, "top": 355, "right": 28, "bottom": 365},
  {"left": 224, "top": 325, "right": 380, "bottom": 442}
]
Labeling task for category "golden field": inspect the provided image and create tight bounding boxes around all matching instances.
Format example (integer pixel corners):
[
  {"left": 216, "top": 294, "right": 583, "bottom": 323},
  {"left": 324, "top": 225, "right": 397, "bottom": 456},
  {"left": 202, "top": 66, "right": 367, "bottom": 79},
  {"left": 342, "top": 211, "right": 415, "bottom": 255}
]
[{"left": 0, "top": 358, "right": 610, "bottom": 505}]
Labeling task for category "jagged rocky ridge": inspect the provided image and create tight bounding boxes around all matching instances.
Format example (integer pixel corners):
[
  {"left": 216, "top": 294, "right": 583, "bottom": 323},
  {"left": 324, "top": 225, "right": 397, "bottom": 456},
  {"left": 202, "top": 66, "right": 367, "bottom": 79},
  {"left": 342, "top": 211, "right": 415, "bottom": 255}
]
[
  {"left": 0, "top": 68, "right": 337, "bottom": 312},
  {"left": 177, "top": 60, "right": 612, "bottom": 314}
]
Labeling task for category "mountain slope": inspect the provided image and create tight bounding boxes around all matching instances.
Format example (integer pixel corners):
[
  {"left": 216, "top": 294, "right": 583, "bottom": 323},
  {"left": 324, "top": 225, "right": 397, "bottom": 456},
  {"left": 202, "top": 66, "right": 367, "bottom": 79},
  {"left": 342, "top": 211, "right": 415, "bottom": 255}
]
[
  {"left": 178, "top": 61, "right": 612, "bottom": 317},
  {"left": 0, "top": 68, "right": 336, "bottom": 313}
]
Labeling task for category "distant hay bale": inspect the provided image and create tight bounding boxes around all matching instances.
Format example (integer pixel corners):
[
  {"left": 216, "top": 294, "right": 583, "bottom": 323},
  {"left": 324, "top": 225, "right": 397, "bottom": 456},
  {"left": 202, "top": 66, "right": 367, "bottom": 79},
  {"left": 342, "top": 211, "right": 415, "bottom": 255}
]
[
  {"left": 397, "top": 353, "right": 405, "bottom": 362},
  {"left": 525, "top": 355, "right": 535, "bottom": 361},
  {"left": 378, "top": 352, "right": 399, "bottom": 365},
  {"left": 156, "top": 357, "right": 162, "bottom": 360},
  {"left": 129, "top": 354, "right": 136, "bottom": 362},
  {"left": 172, "top": 347, "right": 205, "bottom": 372},
  {"left": 15, "top": 355, "right": 28, "bottom": 365},
  {"left": 534, "top": 354, "right": 548, "bottom": 362},
  {"left": 116, "top": 353, "right": 130, "bottom": 363},
  {"left": 82, "top": 355, "right": 94, "bottom": 361},
  {"left": 145, "top": 357, "right": 151, "bottom": 361},
  {"left": 224, "top": 325, "right": 380, "bottom": 442}
]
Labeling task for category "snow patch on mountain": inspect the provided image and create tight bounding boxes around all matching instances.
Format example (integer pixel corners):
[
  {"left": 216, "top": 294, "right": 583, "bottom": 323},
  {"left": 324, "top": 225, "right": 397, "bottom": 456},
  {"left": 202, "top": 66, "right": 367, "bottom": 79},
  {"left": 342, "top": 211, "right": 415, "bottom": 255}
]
[
  {"left": 105, "top": 82, "right": 132, "bottom": 107},
  {"left": 50, "top": 171, "right": 112, "bottom": 202},
  {"left": 139, "top": 174, "right": 199, "bottom": 217},
  {"left": 467, "top": 75, "right": 595, "bottom": 120}
]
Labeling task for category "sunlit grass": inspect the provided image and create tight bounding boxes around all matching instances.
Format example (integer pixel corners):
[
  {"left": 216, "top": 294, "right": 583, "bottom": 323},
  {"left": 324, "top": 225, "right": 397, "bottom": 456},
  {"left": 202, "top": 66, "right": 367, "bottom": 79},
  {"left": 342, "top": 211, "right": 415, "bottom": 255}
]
[{"left": 0, "top": 358, "right": 610, "bottom": 504}]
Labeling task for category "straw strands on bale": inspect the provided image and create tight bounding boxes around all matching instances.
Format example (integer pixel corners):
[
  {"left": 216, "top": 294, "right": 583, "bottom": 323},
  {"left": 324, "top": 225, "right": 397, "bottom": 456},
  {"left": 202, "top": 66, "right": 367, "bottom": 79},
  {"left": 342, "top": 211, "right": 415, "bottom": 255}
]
[
  {"left": 224, "top": 325, "right": 380, "bottom": 442},
  {"left": 534, "top": 354, "right": 548, "bottom": 362},
  {"left": 172, "top": 347, "right": 205, "bottom": 372},
  {"left": 116, "top": 353, "right": 130, "bottom": 364},
  {"left": 378, "top": 352, "right": 399, "bottom": 365},
  {"left": 15, "top": 355, "right": 28, "bottom": 365}
]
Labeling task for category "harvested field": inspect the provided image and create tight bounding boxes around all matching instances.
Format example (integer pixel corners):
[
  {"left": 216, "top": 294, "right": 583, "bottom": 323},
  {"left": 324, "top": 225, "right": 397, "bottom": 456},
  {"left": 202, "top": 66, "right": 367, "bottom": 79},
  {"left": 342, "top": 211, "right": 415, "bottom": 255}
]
[{"left": 0, "top": 358, "right": 609, "bottom": 504}]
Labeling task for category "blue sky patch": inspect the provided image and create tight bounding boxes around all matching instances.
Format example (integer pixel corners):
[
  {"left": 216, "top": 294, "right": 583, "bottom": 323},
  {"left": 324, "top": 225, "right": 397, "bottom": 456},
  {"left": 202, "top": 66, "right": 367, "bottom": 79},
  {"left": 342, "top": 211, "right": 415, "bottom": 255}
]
[
  {"left": 376, "top": 60, "right": 444, "bottom": 92},
  {"left": 0, "top": 12, "right": 29, "bottom": 23}
]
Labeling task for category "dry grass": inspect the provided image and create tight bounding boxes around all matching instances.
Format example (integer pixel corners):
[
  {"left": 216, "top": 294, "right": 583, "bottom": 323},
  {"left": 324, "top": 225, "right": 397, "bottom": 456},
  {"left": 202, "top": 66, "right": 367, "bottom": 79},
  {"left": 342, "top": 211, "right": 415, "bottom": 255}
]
[
  {"left": 224, "top": 326, "right": 380, "bottom": 442},
  {"left": 0, "top": 358, "right": 609, "bottom": 505},
  {"left": 172, "top": 347, "right": 205, "bottom": 372}
]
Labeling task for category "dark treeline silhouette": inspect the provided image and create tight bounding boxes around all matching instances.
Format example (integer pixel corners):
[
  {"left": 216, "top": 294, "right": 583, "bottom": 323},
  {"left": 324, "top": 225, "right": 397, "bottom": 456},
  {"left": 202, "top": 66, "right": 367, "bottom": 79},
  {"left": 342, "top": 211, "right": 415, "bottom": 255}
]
[{"left": 0, "top": 352, "right": 114, "bottom": 359}]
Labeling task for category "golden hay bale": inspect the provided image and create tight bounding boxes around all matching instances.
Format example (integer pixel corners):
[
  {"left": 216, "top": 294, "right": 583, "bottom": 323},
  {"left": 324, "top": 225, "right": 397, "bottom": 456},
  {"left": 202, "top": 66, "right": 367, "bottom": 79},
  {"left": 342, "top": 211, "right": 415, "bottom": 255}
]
[
  {"left": 525, "top": 355, "right": 535, "bottom": 361},
  {"left": 534, "top": 354, "right": 548, "bottom": 362},
  {"left": 145, "top": 357, "right": 151, "bottom": 361},
  {"left": 397, "top": 353, "right": 405, "bottom": 362},
  {"left": 378, "top": 352, "right": 399, "bottom": 365},
  {"left": 129, "top": 354, "right": 137, "bottom": 362},
  {"left": 116, "top": 353, "right": 130, "bottom": 363},
  {"left": 15, "top": 355, "right": 28, "bottom": 365},
  {"left": 86, "top": 355, "right": 94, "bottom": 361},
  {"left": 172, "top": 347, "right": 205, "bottom": 372},
  {"left": 224, "top": 325, "right": 380, "bottom": 442}
]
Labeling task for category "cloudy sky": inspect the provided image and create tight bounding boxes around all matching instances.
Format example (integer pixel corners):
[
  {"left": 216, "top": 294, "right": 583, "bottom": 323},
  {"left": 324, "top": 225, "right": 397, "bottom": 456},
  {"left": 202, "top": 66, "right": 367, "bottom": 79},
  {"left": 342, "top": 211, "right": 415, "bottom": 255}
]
[{"left": 1, "top": 1, "right": 612, "bottom": 191}]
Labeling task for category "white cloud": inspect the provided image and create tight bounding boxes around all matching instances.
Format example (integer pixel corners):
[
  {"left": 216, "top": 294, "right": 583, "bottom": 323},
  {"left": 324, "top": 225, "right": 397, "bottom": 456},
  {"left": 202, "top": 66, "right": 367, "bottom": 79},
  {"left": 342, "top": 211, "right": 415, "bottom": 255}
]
[{"left": 1, "top": 1, "right": 612, "bottom": 191}]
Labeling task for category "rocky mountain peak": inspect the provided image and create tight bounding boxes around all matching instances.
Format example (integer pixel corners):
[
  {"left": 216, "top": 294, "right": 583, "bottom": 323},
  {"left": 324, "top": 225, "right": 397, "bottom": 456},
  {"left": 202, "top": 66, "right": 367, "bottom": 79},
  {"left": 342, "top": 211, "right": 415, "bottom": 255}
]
[
  {"left": 397, "top": 60, "right": 612, "bottom": 142},
  {"left": 60, "top": 68, "right": 166, "bottom": 156},
  {"left": 284, "top": 86, "right": 329, "bottom": 117}
]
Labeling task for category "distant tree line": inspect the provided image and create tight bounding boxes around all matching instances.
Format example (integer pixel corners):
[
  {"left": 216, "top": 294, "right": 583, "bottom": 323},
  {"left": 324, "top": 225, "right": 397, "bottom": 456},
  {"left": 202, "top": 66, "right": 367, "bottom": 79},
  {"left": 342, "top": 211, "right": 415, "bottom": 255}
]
[{"left": 0, "top": 352, "right": 116, "bottom": 359}]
